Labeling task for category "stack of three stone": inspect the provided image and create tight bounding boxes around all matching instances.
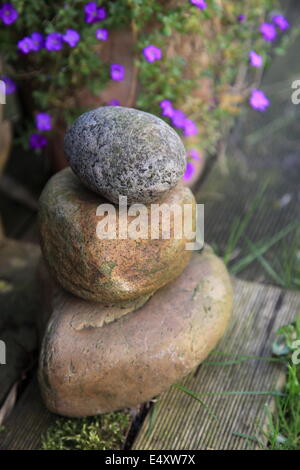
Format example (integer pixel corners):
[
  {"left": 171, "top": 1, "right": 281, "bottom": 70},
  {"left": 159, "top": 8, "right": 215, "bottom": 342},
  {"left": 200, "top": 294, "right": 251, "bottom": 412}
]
[{"left": 38, "top": 107, "right": 232, "bottom": 417}]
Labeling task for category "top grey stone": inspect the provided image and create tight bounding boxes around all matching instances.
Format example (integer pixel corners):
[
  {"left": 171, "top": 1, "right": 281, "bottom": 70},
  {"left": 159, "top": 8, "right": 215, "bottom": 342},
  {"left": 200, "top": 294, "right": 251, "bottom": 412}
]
[{"left": 64, "top": 106, "right": 186, "bottom": 204}]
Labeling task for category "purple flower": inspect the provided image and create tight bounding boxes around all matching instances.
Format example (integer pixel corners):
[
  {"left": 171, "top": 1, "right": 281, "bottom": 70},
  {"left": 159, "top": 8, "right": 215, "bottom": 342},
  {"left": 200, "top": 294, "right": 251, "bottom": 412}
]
[
  {"left": 0, "top": 2, "right": 18, "bottom": 25},
  {"left": 63, "top": 29, "right": 80, "bottom": 47},
  {"left": 107, "top": 99, "right": 120, "bottom": 106},
  {"left": 17, "top": 37, "right": 34, "bottom": 54},
  {"left": 29, "top": 134, "right": 47, "bottom": 149},
  {"left": 249, "top": 89, "right": 270, "bottom": 112},
  {"left": 171, "top": 110, "right": 186, "bottom": 129},
  {"left": 110, "top": 64, "right": 125, "bottom": 81},
  {"left": 190, "top": 0, "right": 207, "bottom": 10},
  {"left": 183, "top": 162, "right": 195, "bottom": 182},
  {"left": 143, "top": 45, "right": 162, "bottom": 63},
  {"left": 237, "top": 14, "right": 246, "bottom": 22},
  {"left": 260, "top": 23, "right": 277, "bottom": 42},
  {"left": 272, "top": 15, "right": 289, "bottom": 31},
  {"left": 249, "top": 50, "right": 263, "bottom": 68},
  {"left": 35, "top": 112, "right": 52, "bottom": 131},
  {"left": 183, "top": 119, "right": 198, "bottom": 137},
  {"left": 45, "top": 32, "right": 63, "bottom": 51},
  {"left": 2, "top": 76, "right": 16, "bottom": 94},
  {"left": 160, "top": 99, "right": 174, "bottom": 118},
  {"left": 97, "top": 6, "right": 106, "bottom": 20},
  {"left": 188, "top": 149, "right": 201, "bottom": 161},
  {"left": 84, "top": 2, "right": 106, "bottom": 24},
  {"left": 84, "top": 1, "right": 98, "bottom": 23},
  {"left": 96, "top": 28, "right": 108, "bottom": 41},
  {"left": 31, "top": 32, "right": 44, "bottom": 51}
]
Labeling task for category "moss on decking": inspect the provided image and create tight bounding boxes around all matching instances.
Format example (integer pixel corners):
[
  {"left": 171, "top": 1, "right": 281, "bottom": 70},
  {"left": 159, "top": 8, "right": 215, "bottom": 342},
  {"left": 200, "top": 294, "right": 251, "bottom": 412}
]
[{"left": 41, "top": 412, "right": 130, "bottom": 450}]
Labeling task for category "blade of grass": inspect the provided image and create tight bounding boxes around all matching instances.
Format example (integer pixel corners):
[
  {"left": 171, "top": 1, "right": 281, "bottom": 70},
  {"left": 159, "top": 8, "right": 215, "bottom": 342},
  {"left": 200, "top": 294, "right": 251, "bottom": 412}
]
[
  {"left": 245, "top": 237, "right": 285, "bottom": 286},
  {"left": 174, "top": 384, "right": 219, "bottom": 420},
  {"left": 223, "top": 182, "right": 269, "bottom": 265},
  {"left": 231, "top": 431, "right": 259, "bottom": 443},
  {"left": 203, "top": 355, "right": 287, "bottom": 366},
  {"left": 186, "top": 390, "right": 286, "bottom": 397},
  {"left": 146, "top": 403, "right": 159, "bottom": 437},
  {"left": 230, "top": 221, "right": 300, "bottom": 275}
]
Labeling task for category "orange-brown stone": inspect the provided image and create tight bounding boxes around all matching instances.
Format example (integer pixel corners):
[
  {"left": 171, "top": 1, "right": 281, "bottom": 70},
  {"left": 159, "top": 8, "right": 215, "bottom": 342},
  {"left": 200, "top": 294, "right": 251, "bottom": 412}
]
[
  {"left": 38, "top": 246, "right": 233, "bottom": 417},
  {"left": 38, "top": 168, "right": 196, "bottom": 304}
]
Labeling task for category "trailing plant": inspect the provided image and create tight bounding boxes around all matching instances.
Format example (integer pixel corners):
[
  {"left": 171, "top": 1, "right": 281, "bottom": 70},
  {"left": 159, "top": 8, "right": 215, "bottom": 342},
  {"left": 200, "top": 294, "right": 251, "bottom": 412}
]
[{"left": 0, "top": 0, "right": 296, "bottom": 180}]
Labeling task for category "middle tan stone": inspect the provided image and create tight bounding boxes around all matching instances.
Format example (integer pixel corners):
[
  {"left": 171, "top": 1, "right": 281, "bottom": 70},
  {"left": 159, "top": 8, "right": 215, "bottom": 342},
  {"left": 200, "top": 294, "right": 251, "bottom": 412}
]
[{"left": 38, "top": 168, "right": 196, "bottom": 304}]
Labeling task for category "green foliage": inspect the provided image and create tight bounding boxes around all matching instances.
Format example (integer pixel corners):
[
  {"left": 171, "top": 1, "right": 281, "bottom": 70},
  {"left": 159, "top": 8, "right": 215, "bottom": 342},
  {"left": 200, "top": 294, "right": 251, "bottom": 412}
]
[
  {"left": 265, "top": 318, "right": 300, "bottom": 450},
  {"left": 0, "top": 0, "right": 293, "bottom": 153},
  {"left": 41, "top": 412, "right": 130, "bottom": 450}
]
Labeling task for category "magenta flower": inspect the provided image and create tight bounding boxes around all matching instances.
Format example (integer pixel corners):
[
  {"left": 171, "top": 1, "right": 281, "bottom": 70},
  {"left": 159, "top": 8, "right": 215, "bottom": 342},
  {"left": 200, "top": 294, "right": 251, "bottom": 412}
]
[
  {"left": 17, "top": 37, "right": 34, "bottom": 54},
  {"left": 237, "top": 14, "right": 246, "bottom": 22},
  {"left": 0, "top": 2, "right": 18, "bottom": 25},
  {"left": 260, "top": 23, "right": 277, "bottom": 42},
  {"left": 2, "top": 76, "right": 16, "bottom": 94},
  {"left": 107, "top": 99, "right": 120, "bottom": 106},
  {"left": 29, "top": 134, "right": 47, "bottom": 149},
  {"left": 190, "top": 0, "right": 207, "bottom": 10},
  {"left": 171, "top": 110, "right": 186, "bottom": 129},
  {"left": 272, "top": 15, "right": 289, "bottom": 31},
  {"left": 35, "top": 112, "right": 52, "bottom": 131},
  {"left": 110, "top": 64, "right": 125, "bottom": 81},
  {"left": 183, "top": 119, "right": 198, "bottom": 137},
  {"left": 143, "top": 45, "right": 162, "bottom": 63},
  {"left": 31, "top": 32, "right": 44, "bottom": 51},
  {"left": 63, "top": 29, "right": 80, "bottom": 47},
  {"left": 160, "top": 99, "right": 174, "bottom": 118},
  {"left": 84, "top": 2, "right": 106, "bottom": 24},
  {"left": 188, "top": 149, "right": 201, "bottom": 161},
  {"left": 249, "top": 89, "right": 270, "bottom": 112},
  {"left": 249, "top": 51, "right": 263, "bottom": 68},
  {"left": 96, "top": 28, "right": 108, "bottom": 41},
  {"left": 183, "top": 162, "right": 195, "bottom": 182},
  {"left": 45, "top": 33, "right": 63, "bottom": 51}
]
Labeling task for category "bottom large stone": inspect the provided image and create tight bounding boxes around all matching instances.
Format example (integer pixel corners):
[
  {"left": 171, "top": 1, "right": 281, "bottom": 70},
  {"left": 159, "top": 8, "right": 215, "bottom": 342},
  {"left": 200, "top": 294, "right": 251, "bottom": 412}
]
[{"left": 38, "top": 246, "right": 233, "bottom": 417}]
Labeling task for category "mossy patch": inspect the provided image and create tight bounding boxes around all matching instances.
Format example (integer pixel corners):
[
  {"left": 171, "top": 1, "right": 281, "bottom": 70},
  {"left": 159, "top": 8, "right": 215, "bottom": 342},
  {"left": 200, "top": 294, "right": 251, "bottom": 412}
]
[{"left": 41, "top": 412, "right": 130, "bottom": 450}]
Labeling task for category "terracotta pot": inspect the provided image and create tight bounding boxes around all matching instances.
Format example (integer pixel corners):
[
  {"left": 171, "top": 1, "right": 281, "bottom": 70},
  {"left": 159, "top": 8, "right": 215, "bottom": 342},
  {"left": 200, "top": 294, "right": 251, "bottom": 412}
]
[
  {"left": 47, "top": 28, "right": 138, "bottom": 172},
  {"left": 0, "top": 58, "right": 13, "bottom": 238},
  {"left": 0, "top": 60, "right": 12, "bottom": 175}
]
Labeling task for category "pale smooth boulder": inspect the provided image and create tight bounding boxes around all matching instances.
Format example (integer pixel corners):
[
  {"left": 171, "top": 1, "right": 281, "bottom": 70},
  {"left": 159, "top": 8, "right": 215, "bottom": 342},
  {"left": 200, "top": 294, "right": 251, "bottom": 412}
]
[
  {"left": 38, "top": 168, "right": 195, "bottom": 304},
  {"left": 38, "top": 246, "right": 233, "bottom": 417}
]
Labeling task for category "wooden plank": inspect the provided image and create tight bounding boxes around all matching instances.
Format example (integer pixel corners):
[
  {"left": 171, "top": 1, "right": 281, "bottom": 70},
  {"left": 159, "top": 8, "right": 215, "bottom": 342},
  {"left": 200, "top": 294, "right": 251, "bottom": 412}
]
[
  {"left": 0, "top": 377, "right": 55, "bottom": 450},
  {"left": 133, "top": 278, "right": 299, "bottom": 450}
]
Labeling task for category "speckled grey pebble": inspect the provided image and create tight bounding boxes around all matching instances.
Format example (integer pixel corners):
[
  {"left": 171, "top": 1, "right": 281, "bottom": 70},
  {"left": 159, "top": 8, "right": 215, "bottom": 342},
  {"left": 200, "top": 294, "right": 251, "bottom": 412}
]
[{"left": 64, "top": 106, "right": 186, "bottom": 204}]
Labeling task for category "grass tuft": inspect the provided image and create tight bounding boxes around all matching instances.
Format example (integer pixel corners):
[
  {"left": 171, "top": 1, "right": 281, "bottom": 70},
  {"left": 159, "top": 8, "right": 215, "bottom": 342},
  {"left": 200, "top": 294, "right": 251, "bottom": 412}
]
[{"left": 264, "top": 318, "right": 300, "bottom": 450}]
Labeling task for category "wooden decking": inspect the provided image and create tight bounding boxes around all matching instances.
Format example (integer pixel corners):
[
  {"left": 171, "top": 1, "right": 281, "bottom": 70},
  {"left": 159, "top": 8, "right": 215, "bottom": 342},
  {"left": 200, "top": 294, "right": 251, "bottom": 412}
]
[
  {"left": 134, "top": 279, "right": 299, "bottom": 450},
  {"left": 1, "top": 277, "right": 299, "bottom": 450}
]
